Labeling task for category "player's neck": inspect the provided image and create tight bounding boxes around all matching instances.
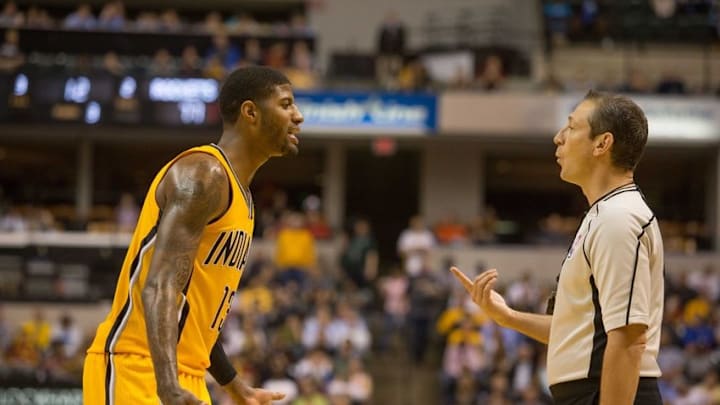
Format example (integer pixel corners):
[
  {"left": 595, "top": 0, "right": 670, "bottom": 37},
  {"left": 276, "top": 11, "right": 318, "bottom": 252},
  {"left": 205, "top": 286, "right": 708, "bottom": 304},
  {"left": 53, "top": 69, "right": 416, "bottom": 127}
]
[
  {"left": 581, "top": 168, "right": 635, "bottom": 207},
  {"left": 216, "top": 134, "right": 267, "bottom": 188}
]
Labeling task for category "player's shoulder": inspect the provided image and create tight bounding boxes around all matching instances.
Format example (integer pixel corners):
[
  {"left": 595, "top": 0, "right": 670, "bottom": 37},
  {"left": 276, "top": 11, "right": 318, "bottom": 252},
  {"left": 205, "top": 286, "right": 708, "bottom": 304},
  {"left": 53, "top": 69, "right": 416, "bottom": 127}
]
[
  {"left": 157, "top": 151, "right": 230, "bottom": 207},
  {"left": 167, "top": 151, "right": 229, "bottom": 188}
]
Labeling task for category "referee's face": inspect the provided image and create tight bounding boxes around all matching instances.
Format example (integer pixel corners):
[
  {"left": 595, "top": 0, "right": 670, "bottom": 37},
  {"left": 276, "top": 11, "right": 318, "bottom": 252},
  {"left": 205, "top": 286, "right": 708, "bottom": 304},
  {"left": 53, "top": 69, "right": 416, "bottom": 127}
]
[{"left": 553, "top": 100, "right": 596, "bottom": 185}]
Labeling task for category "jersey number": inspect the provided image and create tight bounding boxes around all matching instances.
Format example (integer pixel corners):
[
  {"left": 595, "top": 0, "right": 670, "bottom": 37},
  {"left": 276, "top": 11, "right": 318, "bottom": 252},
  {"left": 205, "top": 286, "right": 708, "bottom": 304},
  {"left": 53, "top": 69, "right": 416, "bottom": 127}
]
[{"left": 210, "top": 285, "right": 235, "bottom": 331}]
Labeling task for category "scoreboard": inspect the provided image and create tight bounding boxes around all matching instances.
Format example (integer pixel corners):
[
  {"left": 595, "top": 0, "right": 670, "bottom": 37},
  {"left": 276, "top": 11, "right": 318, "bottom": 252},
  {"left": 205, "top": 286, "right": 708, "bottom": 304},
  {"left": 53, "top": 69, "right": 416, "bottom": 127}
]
[{"left": 1, "top": 72, "right": 222, "bottom": 127}]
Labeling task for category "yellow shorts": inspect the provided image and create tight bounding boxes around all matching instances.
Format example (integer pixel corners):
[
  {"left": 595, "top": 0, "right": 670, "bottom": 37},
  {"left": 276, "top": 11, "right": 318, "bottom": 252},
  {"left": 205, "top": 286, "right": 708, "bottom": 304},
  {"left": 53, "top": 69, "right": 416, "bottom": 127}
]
[{"left": 83, "top": 352, "right": 211, "bottom": 405}]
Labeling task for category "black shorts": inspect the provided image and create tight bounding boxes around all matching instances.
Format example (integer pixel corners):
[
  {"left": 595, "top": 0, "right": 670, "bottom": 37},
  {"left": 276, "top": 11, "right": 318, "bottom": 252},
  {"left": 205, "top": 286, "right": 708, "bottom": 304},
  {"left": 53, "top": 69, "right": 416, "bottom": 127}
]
[{"left": 549, "top": 377, "right": 662, "bottom": 405}]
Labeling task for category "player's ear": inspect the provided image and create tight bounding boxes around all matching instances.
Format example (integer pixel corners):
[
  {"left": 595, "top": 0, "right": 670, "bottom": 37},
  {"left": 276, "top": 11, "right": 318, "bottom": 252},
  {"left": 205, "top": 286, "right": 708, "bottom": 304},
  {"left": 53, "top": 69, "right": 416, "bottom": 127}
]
[{"left": 240, "top": 100, "right": 258, "bottom": 124}]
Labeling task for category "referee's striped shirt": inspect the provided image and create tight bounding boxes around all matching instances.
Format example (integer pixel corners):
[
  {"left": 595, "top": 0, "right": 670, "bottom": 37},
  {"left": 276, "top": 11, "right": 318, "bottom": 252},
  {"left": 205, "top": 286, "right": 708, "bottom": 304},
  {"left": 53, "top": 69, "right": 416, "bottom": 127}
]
[{"left": 547, "top": 183, "right": 664, "bottom": 387}]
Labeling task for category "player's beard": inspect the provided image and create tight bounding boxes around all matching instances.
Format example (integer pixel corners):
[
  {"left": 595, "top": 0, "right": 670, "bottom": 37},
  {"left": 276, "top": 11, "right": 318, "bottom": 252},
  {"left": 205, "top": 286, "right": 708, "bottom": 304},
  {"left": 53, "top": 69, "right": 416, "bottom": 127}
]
[{"left": 260, "top": 116, "right": 296, "bottom": 156}]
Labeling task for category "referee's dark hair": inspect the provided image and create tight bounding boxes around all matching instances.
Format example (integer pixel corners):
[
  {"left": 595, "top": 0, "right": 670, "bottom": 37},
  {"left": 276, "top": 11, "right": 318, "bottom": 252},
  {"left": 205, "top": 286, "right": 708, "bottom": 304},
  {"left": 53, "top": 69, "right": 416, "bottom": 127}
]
[
  {"left": 219, "top": 66, "right": 291, "bottom": 125},
  {"left": 583, "top": 90, "right": 649, "bottom": 171}
]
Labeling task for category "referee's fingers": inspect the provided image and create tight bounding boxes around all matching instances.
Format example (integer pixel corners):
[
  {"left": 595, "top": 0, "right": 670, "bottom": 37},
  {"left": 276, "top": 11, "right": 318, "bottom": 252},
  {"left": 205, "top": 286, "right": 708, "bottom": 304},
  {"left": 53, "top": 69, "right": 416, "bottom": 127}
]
[
  {"left": 450, "top": 267, "right": 473, "bottom": 292},
  {"left": 482, "top": 275, "right": 497, "bottom": 304},
  {"left": 473, "top": 269, "right": 497, "bottom": 289}
]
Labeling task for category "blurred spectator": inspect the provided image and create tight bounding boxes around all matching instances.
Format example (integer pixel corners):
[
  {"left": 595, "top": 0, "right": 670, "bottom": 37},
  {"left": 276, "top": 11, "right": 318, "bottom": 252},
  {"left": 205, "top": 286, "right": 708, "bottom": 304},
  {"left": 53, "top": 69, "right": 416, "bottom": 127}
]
[
  {"left": 537, "top": 71, "right": 566, "bottom": 94},
  {"left": 668, "top": 271, "right": 699, "bottom": 305},
  {"left": 273, "top": 313, "right": 304, "bottom": 359},
  {"left": 5, "top": 328, "right": 40, "bottom": 370},
  {"left": 21, "top": 308, "right": 51, "bottom": 351},
  {"left": 506, "top": 273, "right": 541, "bottom": 312},
  {"left": 0, "top": 28, "right": 25, "bottom": 72},
  {"left": 236, "top": 266, "right": 275, "bottom": 322},
  {"left": 0, "top": 205, "right": 28, "bottom": 231},
  {"left": 347, "top": 357, "right": 373, "bottom": 404},
  {"left": 275, "top": 212, "right": 317, "bottom": 286},
  {"left": 305, "top": 209, "right": 331, "bottom": 240},
  {"left": 237, "top": 315, "right": 268, "bottom": 354},
  {"left": 292, "top": 377, "right": 330, "bottom": 405},
  {"left": 327, "top": 301, "right": 371, "bottom": 354},
  {"left": 652, "top": 0, "right": 677, "bottom": 18},
  {"left": 115, "top": 192, "right": 139, "bottom": 233},
  {"left": 441, "top": 316, "right": 486, "bottom": 387},
  {"left": 303, "top": 195, "right": 331, "bottom": 239},
  {"left": 376, "top": 10, "right": 406, "bottom": 89},
  {"left": 97, "top": 1, "right": 126, "bottom": 31},
  {"left": 226, "top": 12, "right": 260, "bottom": 35},
  {"left": 206, "top": 31, "right": 242, "bottom": 71},
  {"left": 24, "top": 207, "right": 57, "bottom": 231},
  {"left": 508, "top": 342, "right": 538, "bottom": 394},
  {"left": 477, "top": 372, "right": 512, "bottom": 404},
  {"left": 289, "top": 13, "right": 314, "bottom": 36},
  {"left": 37, "top": 340, "right": 76, "bottom": 384},
  {"left": 0, "top": 1, "right": 24, "bottom": 28},
  {"left": 63, "top": 4, "right": 97, "bottom": 30},
  {"left": 25, "top": 6, "right": 54, "bottom": 29},
  {"left": 284, "top": 41, "right": 317, "bottom": 89},
  {"left": 579, "top": 0, "right": 599, "bottom": 31},
  {"left": 302, "top": 305, "right": 334, "bottom": 351},
  {"left": 689, "top": 265, "right": 720, "bottom": 302},
  {"left": 148, "top": 48, "right": 177, "bottom": 76},
  {"left": 340, "top": 218, "right": 378, "bottom": 290},
  {"left": 433, "top": 214, "right": 469, "bottom": 246},
  {"left": 407, "top": 259, "right": 447, "bottom": 364},
  {"left": 134, "top": 11, "right": 160, "bottom": 32},
  {"left": 0, "top": 306, "right": 9, "bottom": 352},
  {"left": 50, "top": 314, "right": 82, "bottom": 358},
  {"left": 293, "top": 348, "right": 334, "bottom": 383},
  {"left": 102, "top": 51, "right": 126, "bottom": 77},
  {"left": 203, "top": 55, "right": 227, "bottom": 81},
  {"left": 377, "top": 10, "right": 406, "bottom": 57},
  {"left": 377, "top": 266, "right": 408, "bottom": 352},
  {"left": 543, "top": 0, "right": 572, "bottom": 46},
  {"left": 266, "top": 42, "right": 289, "bottom": 70},
  {"left": 397, "top": 57, "right": 431, "bottom": 92},
  {"left": 178, "top": 45, "right": 202, "bottom": 76},
  {"left": 202, "top": 11, "right": 224, "bottom": 34},
  {"left": 469, "top": 212, "right": 498, "bottom": 245},
  {"left": 397, "top": 215, "right": 435, "bottom": 277},
  {"left": 477, "top": 54, "right": 505, "bottom": 91},
  {"left": 262, "top": 352, "right": 299, "bottom": 405},
  {"left": 618, "top": 68, "right": 652, "bottom": 93},
  {"left": 534, "top": 212, "right": 573, "bottom": 245},
  {"left": 327, "top": 357, "right": 373, "bottom": 405},
  {"left": 243, "top": 38, "right": 264, "bottom": 67},
  {"left": 159, "top": 9, "right": 182, "bottom": 32},
  {"left": 657, "top": 71, "right": 687, "bottom": 94}
]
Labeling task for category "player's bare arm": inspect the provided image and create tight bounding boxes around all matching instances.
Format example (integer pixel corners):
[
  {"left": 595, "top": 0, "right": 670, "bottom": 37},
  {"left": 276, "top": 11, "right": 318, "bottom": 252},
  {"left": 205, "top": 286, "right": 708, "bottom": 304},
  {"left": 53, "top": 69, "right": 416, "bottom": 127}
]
[
  {"left": 450, "top": 267, "right": 552, "bottom": 344},
  {"left": 600, "top": 324, "right": 647, "bottom": 405},
  {"left": 142, "top": 153, "right": 229, "bottom": 405}
]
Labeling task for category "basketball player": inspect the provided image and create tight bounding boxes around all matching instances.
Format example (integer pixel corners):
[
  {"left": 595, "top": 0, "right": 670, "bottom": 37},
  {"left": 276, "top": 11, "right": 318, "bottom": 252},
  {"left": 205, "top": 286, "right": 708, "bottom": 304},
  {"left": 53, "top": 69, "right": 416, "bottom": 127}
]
[
  {"left": 452, "top": 90, "right": 664, "bottom": 405},
  {"left": 84, "top": 66, "right": 303, "bottom": 404}
]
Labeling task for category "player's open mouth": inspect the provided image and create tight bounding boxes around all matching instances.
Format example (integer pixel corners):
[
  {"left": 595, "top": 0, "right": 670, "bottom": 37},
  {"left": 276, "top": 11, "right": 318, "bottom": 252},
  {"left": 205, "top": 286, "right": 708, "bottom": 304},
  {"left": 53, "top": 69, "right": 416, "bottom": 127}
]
[{"left": 288, "top": 133, "right": 299, "bottom": 145}]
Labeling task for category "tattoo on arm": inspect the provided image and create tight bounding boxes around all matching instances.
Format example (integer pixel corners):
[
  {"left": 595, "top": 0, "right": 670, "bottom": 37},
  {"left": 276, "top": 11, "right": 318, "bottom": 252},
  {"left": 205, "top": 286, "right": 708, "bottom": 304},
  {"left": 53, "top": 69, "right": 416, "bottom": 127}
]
[{"left": 174, "top": 256, "right": 193, "bottom": 290}]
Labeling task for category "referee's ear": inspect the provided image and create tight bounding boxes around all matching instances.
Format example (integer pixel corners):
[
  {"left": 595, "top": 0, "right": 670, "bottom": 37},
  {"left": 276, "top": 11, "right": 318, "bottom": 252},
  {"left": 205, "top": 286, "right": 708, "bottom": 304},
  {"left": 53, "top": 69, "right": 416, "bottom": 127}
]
[{"left": 592, "top": 132, "right": 614, "bottom": 157}]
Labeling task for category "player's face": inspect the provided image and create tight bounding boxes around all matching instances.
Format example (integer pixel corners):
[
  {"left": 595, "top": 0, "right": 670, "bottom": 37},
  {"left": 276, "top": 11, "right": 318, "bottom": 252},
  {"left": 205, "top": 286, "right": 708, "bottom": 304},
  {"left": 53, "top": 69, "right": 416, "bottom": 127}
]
[
  {"left": 259, "top": 84, "right": 304, "bottom": 157},
  {"left": 553, "top": 100, "right": 597, "bottom": 185}
]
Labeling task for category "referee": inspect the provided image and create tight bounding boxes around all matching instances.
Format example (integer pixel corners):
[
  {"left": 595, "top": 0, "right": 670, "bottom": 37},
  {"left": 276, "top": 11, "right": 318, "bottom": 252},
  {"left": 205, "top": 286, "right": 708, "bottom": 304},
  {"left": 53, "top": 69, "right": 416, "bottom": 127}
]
[{"left": 452, "top": 90, "right": 663, "bottom": 405}]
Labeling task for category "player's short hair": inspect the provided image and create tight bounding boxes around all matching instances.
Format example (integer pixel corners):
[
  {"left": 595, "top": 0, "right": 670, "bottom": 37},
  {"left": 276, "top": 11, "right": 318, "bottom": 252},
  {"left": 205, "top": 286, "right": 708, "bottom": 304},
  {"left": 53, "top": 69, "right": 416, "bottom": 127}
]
[
  {"left": 219, "top": 66, "right": 291, "bottom": 125},
  {"left": 583, "top": 90, "right": 649, "bottom": 171}
]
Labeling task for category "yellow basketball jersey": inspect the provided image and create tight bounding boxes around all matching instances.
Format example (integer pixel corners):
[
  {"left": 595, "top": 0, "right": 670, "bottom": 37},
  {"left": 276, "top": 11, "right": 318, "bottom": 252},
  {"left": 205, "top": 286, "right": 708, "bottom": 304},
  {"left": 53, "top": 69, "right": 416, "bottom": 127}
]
[{"left": 87, "top": 144, "right": 254, "bottom": 377}]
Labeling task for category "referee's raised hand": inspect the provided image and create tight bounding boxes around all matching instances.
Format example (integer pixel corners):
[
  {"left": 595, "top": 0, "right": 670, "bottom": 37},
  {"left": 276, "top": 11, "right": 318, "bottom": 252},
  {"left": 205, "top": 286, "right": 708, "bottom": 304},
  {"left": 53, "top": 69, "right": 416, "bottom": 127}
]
[{"left": 450, "top": 267, "right": 512, "bottom": 326}]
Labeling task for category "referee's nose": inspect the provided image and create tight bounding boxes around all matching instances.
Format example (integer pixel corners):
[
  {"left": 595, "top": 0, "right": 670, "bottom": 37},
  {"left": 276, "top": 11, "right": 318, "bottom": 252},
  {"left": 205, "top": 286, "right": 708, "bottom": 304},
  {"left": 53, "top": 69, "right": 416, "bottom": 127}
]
[{"left": 553, "top": 127, "right": 564, "bottom": 146}]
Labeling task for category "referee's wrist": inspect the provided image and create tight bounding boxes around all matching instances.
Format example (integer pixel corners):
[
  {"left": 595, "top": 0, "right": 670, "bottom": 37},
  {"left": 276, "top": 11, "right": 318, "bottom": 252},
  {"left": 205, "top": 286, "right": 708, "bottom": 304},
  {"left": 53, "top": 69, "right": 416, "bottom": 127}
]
[{"left": 497, "top": 308, "right": 515, "bottom": 328}]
